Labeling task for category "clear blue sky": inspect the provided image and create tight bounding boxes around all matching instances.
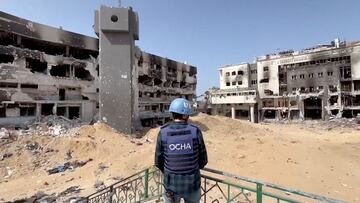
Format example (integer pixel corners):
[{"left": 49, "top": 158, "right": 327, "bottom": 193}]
[{"left": 1, "top": 0, "right": 360, "bottom": 95}]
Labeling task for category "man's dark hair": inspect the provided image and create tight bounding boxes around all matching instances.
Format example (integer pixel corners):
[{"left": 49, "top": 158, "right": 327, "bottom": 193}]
[{"left": 172, "top": 112, "right": 184, "bottom": 120}]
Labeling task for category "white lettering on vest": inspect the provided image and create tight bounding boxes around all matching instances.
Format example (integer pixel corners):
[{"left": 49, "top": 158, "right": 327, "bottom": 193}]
[{"left": 169, "top": 143, "right": 192, "bottom": 151}]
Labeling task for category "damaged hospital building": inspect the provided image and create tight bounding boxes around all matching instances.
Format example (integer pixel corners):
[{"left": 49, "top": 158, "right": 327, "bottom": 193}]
[
  {"left": 0, "top": 7, "right": 196, "bottom": 133},
  {"left": 207, "top": 39, "right": 360, "bottom": 121}
]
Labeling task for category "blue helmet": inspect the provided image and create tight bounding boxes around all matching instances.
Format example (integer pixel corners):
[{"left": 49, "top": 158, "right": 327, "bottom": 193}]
[{"left": 169, "top": 98, "right": 192, "bottom": 116}]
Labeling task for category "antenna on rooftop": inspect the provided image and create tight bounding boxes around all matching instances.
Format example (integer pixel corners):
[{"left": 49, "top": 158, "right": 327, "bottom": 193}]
[{"left": 118, "top": 0, "right": 122, "bottom": 7}]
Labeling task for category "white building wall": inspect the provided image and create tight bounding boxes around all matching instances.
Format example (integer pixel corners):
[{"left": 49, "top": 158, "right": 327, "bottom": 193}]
[
  {"left": 219, "top": 64, "right": 250, "bottom": 89},
  {"left": 351, "top": 45, "right": 360, "bottom": 80},
  {"left": 257, "top": 60, "right": 280, "bottom": 97},
  {"left": 211, "top": 94, "right": 256, "bottom": 104}
]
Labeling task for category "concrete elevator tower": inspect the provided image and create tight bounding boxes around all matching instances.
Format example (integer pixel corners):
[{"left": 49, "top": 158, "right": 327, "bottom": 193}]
[{"left": 94, "top": 5, "right": 139, "bottom": 134}]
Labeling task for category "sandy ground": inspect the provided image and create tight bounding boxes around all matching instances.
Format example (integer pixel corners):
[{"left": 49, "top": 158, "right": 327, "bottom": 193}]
[{"left": 0, "top": 114, "right": 359, "bottom": 202}]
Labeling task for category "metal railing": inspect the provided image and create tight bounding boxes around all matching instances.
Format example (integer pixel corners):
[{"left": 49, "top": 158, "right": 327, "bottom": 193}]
[
  {"left": 87, "top": 167, "right": 163, "bottom": 203},
  {"left": 86, "top": 166, "right": 343, "bottom": 203}
]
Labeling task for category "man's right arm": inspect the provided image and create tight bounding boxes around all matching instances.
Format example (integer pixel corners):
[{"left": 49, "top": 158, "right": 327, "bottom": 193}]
[{"left": 154, "top": 131, "right": 164, "bottom": 172}]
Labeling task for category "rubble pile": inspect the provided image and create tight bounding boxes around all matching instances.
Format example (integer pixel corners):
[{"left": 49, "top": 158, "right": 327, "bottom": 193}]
[
  {"left": 0, "top": 128, "right": 16, "bottom": 146},
  {"left": 6, "top": 186, "right": 85, "bottom": 203},
  {"left": 323, "top": 116, "right": 360, "bottom": 130},
  {"left": 23, "top": 115, "right": 83, "bottom": 137},
  {"left": 47, "top": 159, "right": 93, "bottom": 175},
  {"left": 264, "top": 115, "right": 360, "bottom": 131},
  {"left": 303, "top": 115, "right": 360, "bottom": 130}
]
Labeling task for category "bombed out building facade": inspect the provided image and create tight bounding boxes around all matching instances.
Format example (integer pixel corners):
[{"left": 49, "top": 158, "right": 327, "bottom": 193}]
[
  {"left": 208, "top": 39, "right": 360, "bottom": 121},
  {"left": 0, "top": 10, "right": 196, "bottom": 129}
]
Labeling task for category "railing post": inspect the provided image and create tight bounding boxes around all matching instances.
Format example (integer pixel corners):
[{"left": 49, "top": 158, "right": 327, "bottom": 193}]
[
  {"left": 227, "top": 184, "right": 231, "bottom": 203},
  {"left": 203, "top": 177, "right": 207, "bottom": 203},
  {"left": 144, "top": 168, "right": 149, "bottom": 199},
  {"left": 256, "top": 183, "right": 262, "bottom": 203},
  {"left": 109, "top": 186, "right": 113, "bottom": 203}
]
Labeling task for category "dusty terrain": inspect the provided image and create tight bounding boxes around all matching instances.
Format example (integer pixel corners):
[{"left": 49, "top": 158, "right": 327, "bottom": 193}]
[{"left": 0, "top": 114, "right": 360, "bottom": 202}]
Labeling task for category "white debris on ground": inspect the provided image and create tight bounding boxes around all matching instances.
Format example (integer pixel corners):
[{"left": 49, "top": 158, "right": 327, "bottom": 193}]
[
  {"left": 22, "top": 115, "right": 83, "bottom": 137},
  {"left": 264, "top": 115, "right": 360, "bottom": 131},
  {"left": 0, "top": 127, "right": 10, "bottom": 139}
]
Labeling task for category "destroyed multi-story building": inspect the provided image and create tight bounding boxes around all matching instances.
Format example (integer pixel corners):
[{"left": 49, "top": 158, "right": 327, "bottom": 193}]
[
  {"left": 0, "top": 10, "right": 197, "bottom": 129},
  {"left": 206, "top": 63, "right": 258, "bottom": 122},
  {"left": 207, "top": 39, "right": 360, "bottom": 121}
]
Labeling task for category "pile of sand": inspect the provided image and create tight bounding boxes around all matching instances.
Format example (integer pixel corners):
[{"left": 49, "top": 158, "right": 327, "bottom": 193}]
[{"left": 0, "top": 114, "right": 359, "bottom": 202}]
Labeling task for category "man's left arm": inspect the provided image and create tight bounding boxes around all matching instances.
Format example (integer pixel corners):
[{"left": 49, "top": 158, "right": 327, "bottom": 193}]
[{"left": 197, "top": 129, "right": 208, "bottom": 169}]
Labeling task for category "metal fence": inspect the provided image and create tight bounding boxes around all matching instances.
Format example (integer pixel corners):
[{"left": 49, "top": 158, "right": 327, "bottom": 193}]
[{"left": 86, "top": 166, "right": 343, "bottom": 203}]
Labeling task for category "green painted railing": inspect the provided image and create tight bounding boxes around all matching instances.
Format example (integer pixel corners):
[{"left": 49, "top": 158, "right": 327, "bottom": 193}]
[{"left": 86, "top": 166, "right": 344, "bottom": 203}]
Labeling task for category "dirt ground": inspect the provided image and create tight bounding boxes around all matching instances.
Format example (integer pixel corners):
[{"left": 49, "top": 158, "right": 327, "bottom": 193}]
[{"left": 0, "top": 114, "right": 359, "bottom": 202}]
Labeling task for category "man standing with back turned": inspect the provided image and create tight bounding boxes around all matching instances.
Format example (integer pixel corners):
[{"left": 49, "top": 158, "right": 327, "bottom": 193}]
[{"left": 155, "top": 98, "right": 208, "bottom": 203}]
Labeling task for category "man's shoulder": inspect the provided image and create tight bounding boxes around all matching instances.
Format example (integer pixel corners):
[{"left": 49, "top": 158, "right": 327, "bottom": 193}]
[
  {"left": 188, "top": 123, "right": 201, "bottom": 131},
  {"left": 160, "top": 123, "right": 170, "bottom": 129},
  {"left": 159, "top": 122, "right": 200, "bottom": 132}
]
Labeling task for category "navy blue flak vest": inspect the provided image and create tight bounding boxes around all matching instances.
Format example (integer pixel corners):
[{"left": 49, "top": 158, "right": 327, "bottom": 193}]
[{"left": 161, "top": 124, "right": 200, "bottom": 174}]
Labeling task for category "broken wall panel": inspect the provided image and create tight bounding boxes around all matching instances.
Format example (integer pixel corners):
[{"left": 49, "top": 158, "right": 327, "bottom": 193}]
[
  {"left": 135, "top": 50, "right": 197, "bottom": 126},
  {"left": 0, "top": 10, "right": 197, "bottom": 129},
  {"left": 0, "top": 12, "right": 99, "bottom": 126}
]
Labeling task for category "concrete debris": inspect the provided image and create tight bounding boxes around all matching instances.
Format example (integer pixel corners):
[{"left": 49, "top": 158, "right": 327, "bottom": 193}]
[
  {"left": 98, "top": 163, "right": 108, "bottom": 172},
  {"left": 0, "top": 128, "right": 10, "bottom": 139},
  {"left": 57, "top": 186, "right": 82, "bottom": 197},
  {"left": 47, "top": 158, "right": 93, "bottom": 175},
  {"left": 0, "top": 153, "right": 13, "bottom": 161},
  {"left": 4, "top": 167, "right": 13, "bottom": 178},
  {"left": 110, "top": 176, "right": 124, "bottom": 182},
  {"left": 23, "top": 115, "right": 83, "bottom": 137},
  {"left": 65, "top": 150, "right": 73, "bottom": 160},
  {"left": 25, "top": 141, "right": 42, "bottom": 151},
  {"left": 65, "top": 178, "right": 75, "bottom": 183},
  {"left": 267, "top": 116, "right": 360, "bottom": 131},
  {"left": 8, "top": 187, "right": 85, "bottom": 203},
  {"left": 302, "top": 116, "right": 360, "bottom": 130},
  {"left": 94, "top": 180, "right": 106, "bottom": 191},
  {"left": 0, "top": 116, "right": 83, "bottom": 141},
  {"left": 324, "top": 117, "right": 360, "bottom": 130}
]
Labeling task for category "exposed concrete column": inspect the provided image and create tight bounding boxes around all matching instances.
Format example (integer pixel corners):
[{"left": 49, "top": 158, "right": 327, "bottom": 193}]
[
  {"left": 65, "top": 107, "right": 69, "bottom": 118},
  {"left": 70, "top": 65, "right": 75, "bottom": 78},
  {"left": 299, "top": 97, "right": 305, "bottom": 121},
  {"left": 95, "top": 6, "right": 139, "bottom": 134},
  {"left": 231, "top": 106, "right": 235, "bottom": 119},
  {"left": 46, "top": 64, "right": 51, "bottom": 75},
  {"left": 52, "top": 103, "right": 57, "bottom": 115},
  {"left": 14, "top": 58, "right": 26, "bottom": 68},
  {"left": 322, "top": 87, "right": 329, "bottom": 121},
  {"left": 65, "top": 46, "right": 70, "bottom": 57},
  {"left": 250, "top": 105, "right": 255, "bottom": 123},
  {"left": 16, "top": 35, "right": 22, "bottom": 46},
  {"left": 36, "top": 103, "right": 41, "bottom": 120}
]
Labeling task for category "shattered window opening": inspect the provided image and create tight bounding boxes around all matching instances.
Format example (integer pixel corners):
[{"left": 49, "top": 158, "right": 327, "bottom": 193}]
[
  {"left": 0, "top": 54, "right": 14, "bottom": 64},
  {"left": 0, "top": 107, "right": 5, "bottom": 117},
  {"left": 41, "top": 104, "right": 54, "bottom": 116},
  {"left": 69, "top": 106, "right": 80, "bottom": 119},
  {"left": 20, "top": 84, "right": 38, "bottom": 89},
  {"left": 0, "top": 82, "right": 18, "bottom": 88},
  {"left": 26, "top": 58, "right": 47, "bottom": 74},
  {"left": 50, "top": 65, "right": 70, "bottom": 78},
  {"left": 74, "top": 67, "right": 94, "bottom": 81}
]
